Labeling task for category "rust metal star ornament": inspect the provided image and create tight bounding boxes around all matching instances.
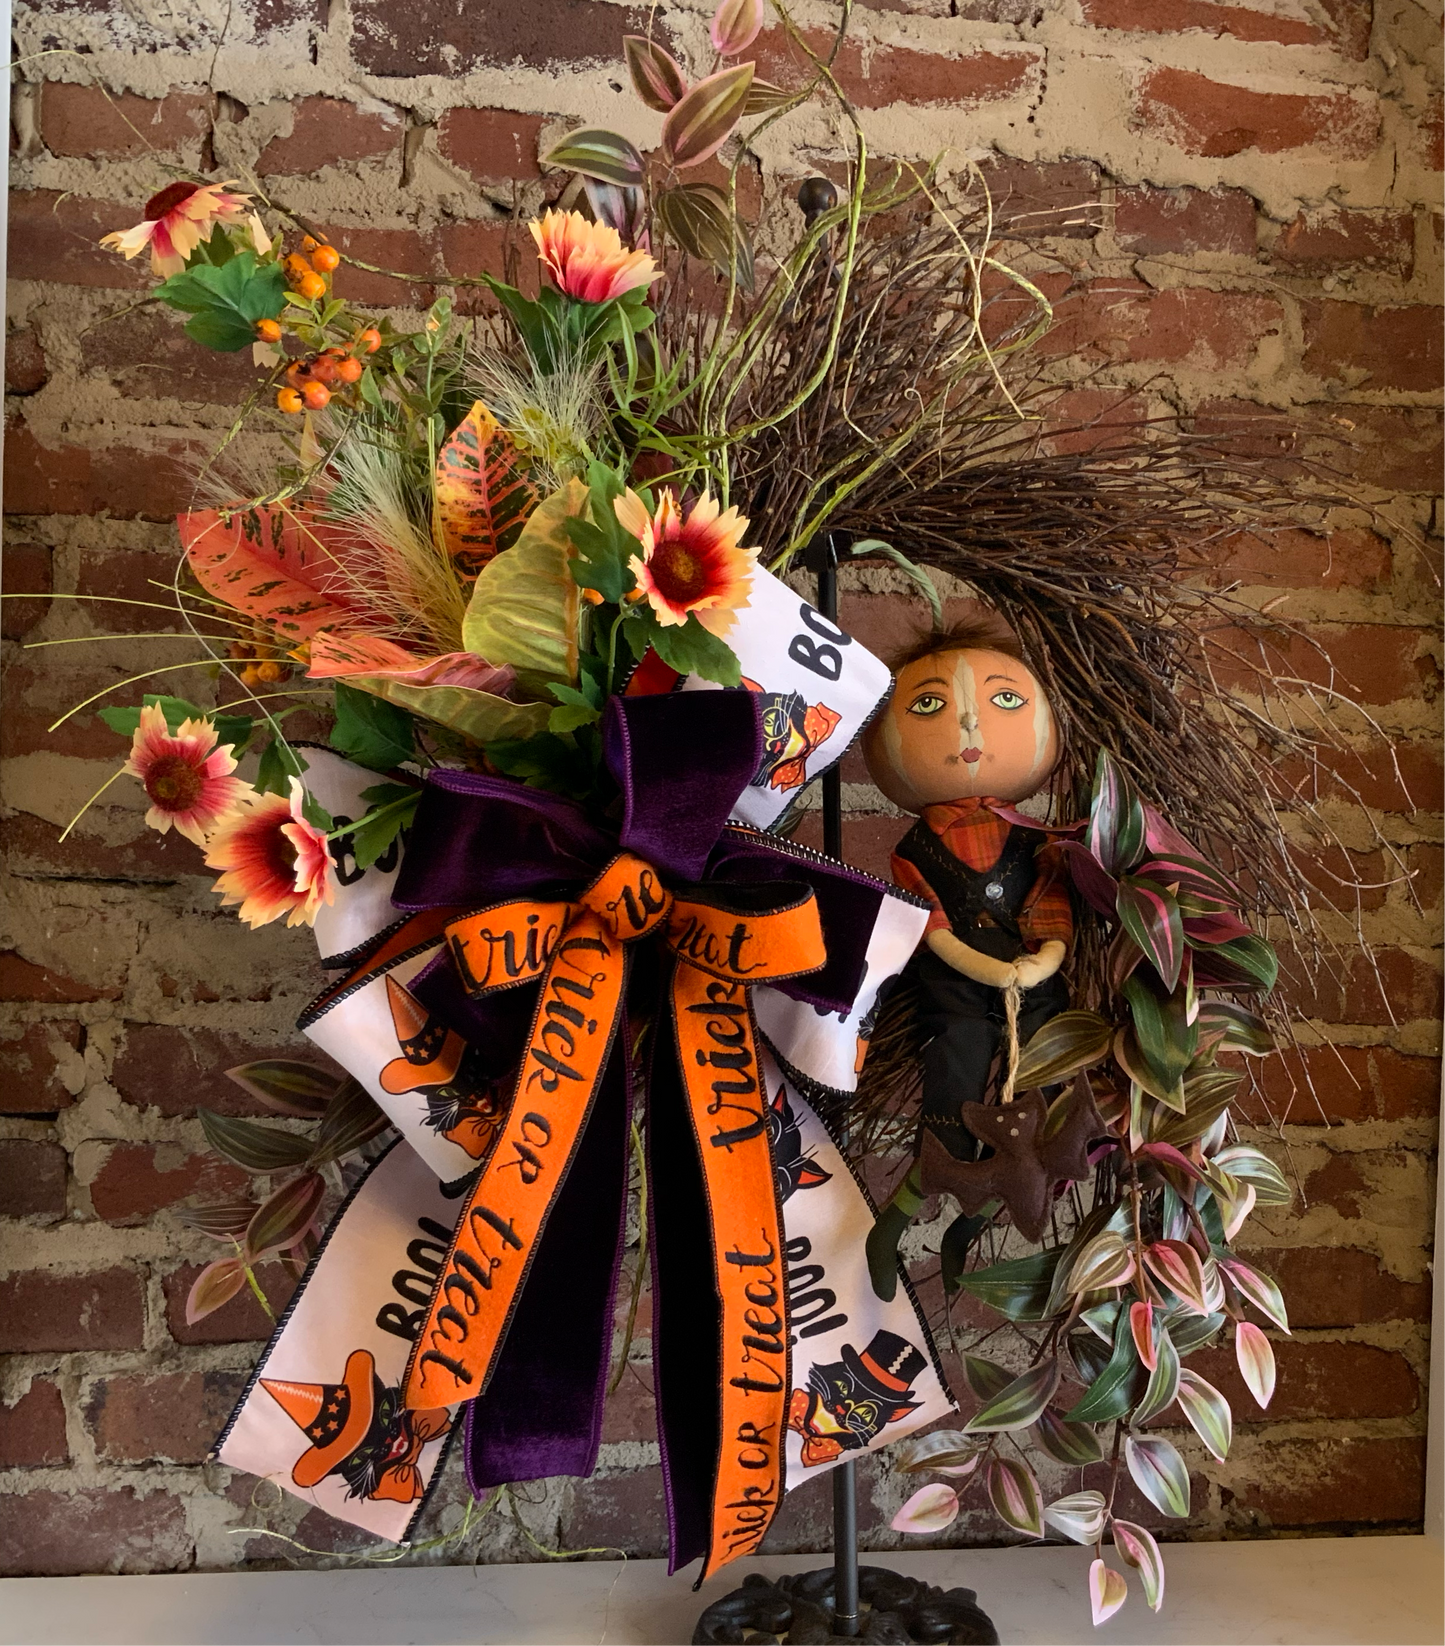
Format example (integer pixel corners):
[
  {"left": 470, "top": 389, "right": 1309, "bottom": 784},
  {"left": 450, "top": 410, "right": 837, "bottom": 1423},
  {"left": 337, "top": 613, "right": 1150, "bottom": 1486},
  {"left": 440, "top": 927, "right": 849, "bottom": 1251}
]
[{"left": 918, "top": 1076, "right": 1106, "bottom": 1242}]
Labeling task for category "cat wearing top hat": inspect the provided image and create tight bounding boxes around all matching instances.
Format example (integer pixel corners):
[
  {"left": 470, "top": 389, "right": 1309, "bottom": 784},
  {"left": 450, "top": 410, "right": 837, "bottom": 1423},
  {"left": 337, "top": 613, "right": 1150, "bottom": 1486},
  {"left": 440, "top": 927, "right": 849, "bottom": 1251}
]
[
  {"left": 862, "top": 615, "right": 1097, "bottom": 1279},
  {"left": 261, "top": 1348, "right": 451, "bottom": 1505},
  {"left": 787, "top": 1329, "right": 927, "bottom": 1468}
]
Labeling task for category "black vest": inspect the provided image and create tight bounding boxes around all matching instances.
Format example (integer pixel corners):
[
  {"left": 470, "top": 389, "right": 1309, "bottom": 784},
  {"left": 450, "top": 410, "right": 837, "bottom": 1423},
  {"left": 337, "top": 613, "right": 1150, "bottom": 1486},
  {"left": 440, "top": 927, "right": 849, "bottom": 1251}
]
[{"left": 895, "top": 819, "right": 1042, "bottom": 963}]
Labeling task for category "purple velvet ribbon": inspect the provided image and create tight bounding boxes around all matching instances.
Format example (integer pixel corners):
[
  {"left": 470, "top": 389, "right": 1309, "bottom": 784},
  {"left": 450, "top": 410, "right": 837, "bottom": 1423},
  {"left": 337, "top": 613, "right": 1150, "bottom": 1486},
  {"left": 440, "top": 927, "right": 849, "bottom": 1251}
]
[{"left": 391, "top": 691, "right": 885, "bottom": 1569}]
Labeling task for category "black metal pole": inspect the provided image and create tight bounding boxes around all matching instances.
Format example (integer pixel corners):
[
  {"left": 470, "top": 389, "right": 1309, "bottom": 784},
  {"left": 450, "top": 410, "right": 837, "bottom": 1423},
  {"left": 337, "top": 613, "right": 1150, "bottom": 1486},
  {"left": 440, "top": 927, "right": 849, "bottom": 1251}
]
[{"left": 815, "top": 535, "right": 860, "bottom": 1639}]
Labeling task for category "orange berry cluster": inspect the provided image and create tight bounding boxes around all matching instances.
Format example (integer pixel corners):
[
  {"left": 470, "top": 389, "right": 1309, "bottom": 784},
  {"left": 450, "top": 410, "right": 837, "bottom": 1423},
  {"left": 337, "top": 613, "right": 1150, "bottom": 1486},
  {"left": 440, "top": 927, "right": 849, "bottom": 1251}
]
[
  {"left": 227, "top": 638, "right": 292, "bottom": 689},
  {"left": 274, "top": 328, "right": 382, "bottom": 415}
]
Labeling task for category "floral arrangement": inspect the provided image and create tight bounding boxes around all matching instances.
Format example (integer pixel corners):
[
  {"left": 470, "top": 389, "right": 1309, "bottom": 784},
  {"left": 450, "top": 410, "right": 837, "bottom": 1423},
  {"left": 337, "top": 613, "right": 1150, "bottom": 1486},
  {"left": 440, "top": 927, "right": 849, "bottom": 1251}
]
[{"left": 24, "top": 0, "right": 1384, "bottom": 1628}]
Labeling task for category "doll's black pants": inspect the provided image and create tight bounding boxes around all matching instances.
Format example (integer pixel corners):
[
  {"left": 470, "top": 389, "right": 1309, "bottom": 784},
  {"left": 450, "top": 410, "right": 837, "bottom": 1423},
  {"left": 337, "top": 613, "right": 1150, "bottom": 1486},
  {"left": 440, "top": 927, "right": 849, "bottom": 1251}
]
[{"left": 911, "top": 949, "right": 1069, "bottom": 1160}]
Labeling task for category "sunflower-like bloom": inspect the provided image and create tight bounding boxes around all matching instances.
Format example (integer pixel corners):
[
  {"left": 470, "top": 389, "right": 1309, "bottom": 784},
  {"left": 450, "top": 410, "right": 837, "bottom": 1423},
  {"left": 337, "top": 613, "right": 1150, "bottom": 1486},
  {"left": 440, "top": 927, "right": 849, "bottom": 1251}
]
[
  {"left": 204, "top": 778, "right": 334, "bottom": 930},
  {"left": 123, "top": 702, "right": 247, "bottom": 846},
  {"left": 101, "top": 180, "right": 258, "bottom": 278},
  {"left": 615, "top": 487, "right": 756, "bottom": 634},
  {"left": 529, "top": 209, "right": 660, "bottom": 304}
]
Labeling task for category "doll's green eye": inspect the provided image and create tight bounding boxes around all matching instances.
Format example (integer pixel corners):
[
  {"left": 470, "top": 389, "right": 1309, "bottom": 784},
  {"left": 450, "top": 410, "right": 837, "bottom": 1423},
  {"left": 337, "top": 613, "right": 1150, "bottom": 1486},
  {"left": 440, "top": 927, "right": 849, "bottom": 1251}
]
[
  {"left": 990, "top": 690, "right": 1026, "bottom": 710},
  {"left": 907, "top": 694, "right": 947, "bottom": 717}
]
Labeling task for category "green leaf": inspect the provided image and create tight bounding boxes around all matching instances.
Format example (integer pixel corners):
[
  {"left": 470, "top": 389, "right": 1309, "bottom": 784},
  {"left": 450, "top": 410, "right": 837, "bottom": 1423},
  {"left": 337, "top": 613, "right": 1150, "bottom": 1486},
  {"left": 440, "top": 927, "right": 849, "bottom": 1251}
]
[
  {"left": 1122, "top": 971, "right": 1197, "bottom": 1096},
  {"left": 1131, "top": 1322, "right": 1181, "bottom": 1426},
  {"left": 484, "top": 729, "right": 600, "bottom": 802},
  {"left": 463, "top": 480, "right": 584, "bottom": 693},
  {"left": 655, "top": 182, "right": 754, "bottom": 292},
  {"left": 1125, "top": 1433, "right": 1191, "bottom": 1519},
  {"left": 549, "top": 702, "right": 602, "bottom": 734},
  {"left": 1031, "top": 1407, "right": 1105, "bottom": 1466},
  {"left": 198, "top": 1110, "right": 315, "bottom": 1174},
  {"left": 254, "top": 736, "right": 308, "bottom": 798},
  {"left": 99, "top": 694, "right": 253, "bottom": 757},
  {"left": 1066, "top": 1306, "right": 1144, "bottom": 1422},
  {"left": 1190, "top": 933, "right": 1279, "bottom": 992},
  {"left": 1149, "top": 1066, "right": 1241, "bottom": 1149},
  {"left": 330, "top": 680, "right": 415, "bottom": 772},
  {"left": 1117, "top": 877, "right": 1185, "bottom": 993},
  {"left": 155, "top": 252, "right": 287, "bottom": 352},
  {"left": 963, "top": 1355, "right": 1013, "bottom": 1400},
  {"left": 541, "top": 127, "right": 646, "bottom": 186},
  {"left": 959, "top": 1246, "right": 1067, "bottom": 1322},
  {"left": 1069, "top": 1329, "right": 1113, "bottom": 1386},
  {"left": 966, "top": 1358, "right": 1061, "bottom": 1433},
  {"left": 349, "top": 784, "right": 421, "bottom": 872},
  {"left": 636, "top": 608, "right": 741, "bottom": 686},
  {"left": 223, "top": 1060, "right": 335, "bottom": 1117}
]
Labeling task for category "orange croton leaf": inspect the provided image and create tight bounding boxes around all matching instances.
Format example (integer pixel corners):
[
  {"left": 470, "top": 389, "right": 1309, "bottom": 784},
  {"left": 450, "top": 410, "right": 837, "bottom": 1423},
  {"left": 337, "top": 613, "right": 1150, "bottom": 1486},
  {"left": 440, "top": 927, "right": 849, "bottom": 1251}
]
[
  {"left": 179, "top": 506, "right": 377, "bottom": 642},
  {"left": 432, "top": 401, "right": 538, "bottom": 580},
  {"left": 307, "top": 631, "right": 516, "bottom": 693}
]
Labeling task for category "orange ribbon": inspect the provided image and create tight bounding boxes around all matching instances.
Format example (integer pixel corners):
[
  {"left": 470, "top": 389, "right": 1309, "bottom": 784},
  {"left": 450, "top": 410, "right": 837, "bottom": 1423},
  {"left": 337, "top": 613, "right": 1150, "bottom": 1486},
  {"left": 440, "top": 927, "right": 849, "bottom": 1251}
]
[{"left": 400, "top": 852, "right": 825, "bottom": 1578}]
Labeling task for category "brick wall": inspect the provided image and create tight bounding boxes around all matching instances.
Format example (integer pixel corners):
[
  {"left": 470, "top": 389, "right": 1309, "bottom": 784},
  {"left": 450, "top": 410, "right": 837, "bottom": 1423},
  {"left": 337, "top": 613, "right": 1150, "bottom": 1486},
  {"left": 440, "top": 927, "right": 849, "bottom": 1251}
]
[{"left": 3, "top": 0, "right": 1440, "bottom": 1579}]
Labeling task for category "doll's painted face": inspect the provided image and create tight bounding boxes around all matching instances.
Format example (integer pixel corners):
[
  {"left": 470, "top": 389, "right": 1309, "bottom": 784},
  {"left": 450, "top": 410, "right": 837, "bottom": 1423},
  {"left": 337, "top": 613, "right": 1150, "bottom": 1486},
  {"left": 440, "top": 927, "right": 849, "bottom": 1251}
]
[{"left": 864, "top": 647, "right": 1059, "bottom": 811}]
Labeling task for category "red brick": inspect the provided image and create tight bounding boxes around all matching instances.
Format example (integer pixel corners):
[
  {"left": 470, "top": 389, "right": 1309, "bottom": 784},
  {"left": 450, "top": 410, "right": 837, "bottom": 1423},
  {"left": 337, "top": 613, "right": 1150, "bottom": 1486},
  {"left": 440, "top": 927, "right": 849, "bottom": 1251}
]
[
  {"left": 793, "top": 811, "right": 909, "bottom": 884},
  {"left": 1275, "top": 207, "right": 1415, "bottom": 275},
  {"left": 1301, "top": 300, "right": 1444, "bottom": 394},
  {"left": 1081, "top": 0, "right": 1333, "bottom": 49},
  {"left": 1315, "top": 0, "right": 1374, "bottom": 61},
  {"left": 5, "top": 326, "right": 48, "bottom": 394},
  {"left": 0, "top": 1486, "right": 189, "bottom": 1576},
  {"left": 84, "top": 1370, "right": 247, "bottom": 1465},
  {"left": 0, "top": 540, "right": 53, "bottom": 638},
  {"left": 162, "top": 1260, "right": 298, "bottom": 1345},
  {"left": 0, "top": 1381, "right": 68, "bottom": 1467},
  {"left": 0, "top": 951, "right": 120, "bottom": 1003},
  {"left": 0, "top": 1021, "right": 82, "bottom": 1115},
  {"left": 1114, "top": 184, "right": 1257, "bottom": 256},
  {"left": 1278, "top": 946, "right": 1441, "bottom": 1026},
  {"left": 7, "top": 191, "right": 153, "bottom": 289},
  {"left": 1209, "top": 525, "right": 1391, "bottom": 592},
  {"left": 0, "top": 1267, "right": 145, "bottom": 1353},
  {"left": 0, "top": 1139, "right": 67, "bottom": 1218},
  {"left": 257, "top": 95, "right": 401, "bottom": 174},
  {"left": 1192, "top": 1337, "right": 1418, "bottom": 1422},
  {"left": 0, "top": 810, "right": 199, "bottom": 886},
  {"left": 1286, "top": 740, "right": 1441, "bottom": 813},
  {"left": 1417, "top": 93, "right": 1444, "bottom": 173},
  {"left": 79, "top": 307, "right": 261, "bottom": 404},
  {"left": 1043, "top": 280, "right": 1283, "bottom": 370},
  {"left": 1245, "top": 1043, "right": 1440, "bottom": 1126},
  {"left": 1035, "top": 387, "right": 1160, "bottom": 454},
  {"left": 88, "top": 1142, "right": 250, "bottom": 1226},
  {"left": 1195, "top": 399, "right": 1443, "bottom": 494},
  {"left": 441, "top": 219, "right": 529, "bottom": 314},
  {"left": 1302, "top": 1149, "right": 1383, "bottom": 1219},
  {"left": 1243, "top": 1245, "right": 1432, "bottom": 1327},
  {"left": 1230, "top": 1436, "right": 1425, "bottom": 1527},
  {"left": 976, "top": 156, "right": 1102, "bottom": 240},
  {"left": 1212, "top": 620, "right": 1439, "bottom": 706},
  {"left": 755, "top": 31, "right": 1040, "bottom": 111},
  {"left": 601, "top": 1363, "right": 656, "bottom": 1444},
  {"left": 350, "top": 0, "right": 651, "bottom": 76},
  {"left": 439, "top": 107, "right": 547, "bottom": 183},
  {"left": 3, "top": 419, "right": 205, "bottom": 520},
  {"left": 306, "top": 223, "right": 440, "bottom": 308},
  {"left": 1136, "top": 67, "right": 1380, "bottom": 161},
  {"left": 113, "top": 1023, "right": 334, "bottom": 1118},
  {"left": 39, "top": 84, "right": 213, "bottom": 161}
]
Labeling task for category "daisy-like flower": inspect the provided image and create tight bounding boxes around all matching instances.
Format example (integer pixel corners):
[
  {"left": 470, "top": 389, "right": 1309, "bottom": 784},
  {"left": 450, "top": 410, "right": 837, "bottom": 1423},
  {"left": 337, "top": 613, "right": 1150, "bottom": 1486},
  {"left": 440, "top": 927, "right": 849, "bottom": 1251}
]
[
  {"left": 101, "top": 180, "right": 257, "bottom": 278},
  {"left": 124, "top": 702, "right": 247, "bottom": 847},
  {"left": 204, "top": 778, "right": 334, "bottom": 930},
  {"left": 615, "top": 486, "right": 756, "bottom": 634},
  {"left": 530, "top": 209, "right": 660, "bottom": 304}
]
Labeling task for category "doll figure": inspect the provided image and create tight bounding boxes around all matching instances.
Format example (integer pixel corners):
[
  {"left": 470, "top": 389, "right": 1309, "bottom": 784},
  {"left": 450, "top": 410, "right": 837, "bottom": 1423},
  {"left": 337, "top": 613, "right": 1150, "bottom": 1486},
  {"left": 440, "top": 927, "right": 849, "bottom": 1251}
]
[{"left": 862, "top": 617, "right": 1079, "bottom": 1288}]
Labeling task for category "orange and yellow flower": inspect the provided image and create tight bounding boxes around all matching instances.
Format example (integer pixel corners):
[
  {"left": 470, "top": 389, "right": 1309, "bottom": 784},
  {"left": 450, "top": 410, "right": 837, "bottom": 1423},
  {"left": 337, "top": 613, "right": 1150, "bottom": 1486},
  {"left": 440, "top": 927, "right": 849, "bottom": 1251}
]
[
  {"left": 530, "top": 209, "right": 660, "bottom": 304},
  {"left": 204, "top": 778, "right": 334, "bottom": 930},
  {"left": 614, "top": 487, "right": 755, "bottom": 634},
  {"left": 101, "top": 180, "right": 260, "bottom": 278},
  {"left": 124, "top": 702, "right": 247, "bottom": 846}
]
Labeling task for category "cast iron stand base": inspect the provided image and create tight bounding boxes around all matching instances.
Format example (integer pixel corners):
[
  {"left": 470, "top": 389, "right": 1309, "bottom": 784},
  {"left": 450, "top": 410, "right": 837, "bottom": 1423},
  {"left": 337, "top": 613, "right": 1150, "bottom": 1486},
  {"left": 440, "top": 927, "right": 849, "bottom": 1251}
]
[{"left": 691, "top": 1565, "right": 1000, "bottom": 1644}]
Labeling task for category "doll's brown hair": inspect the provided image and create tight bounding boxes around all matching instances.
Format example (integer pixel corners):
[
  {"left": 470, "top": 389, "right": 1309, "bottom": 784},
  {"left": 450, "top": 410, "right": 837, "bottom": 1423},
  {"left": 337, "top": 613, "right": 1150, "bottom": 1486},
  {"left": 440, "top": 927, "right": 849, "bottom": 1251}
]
[{"left": 886, "top": 611, "right": 1026, "bottom": 674}]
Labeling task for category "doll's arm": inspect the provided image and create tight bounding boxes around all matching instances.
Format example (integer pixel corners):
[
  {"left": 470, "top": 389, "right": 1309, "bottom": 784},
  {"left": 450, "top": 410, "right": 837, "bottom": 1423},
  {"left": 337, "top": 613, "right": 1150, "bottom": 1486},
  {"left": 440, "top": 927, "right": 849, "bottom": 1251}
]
[
  {"left": 1013, "top": 939, "right": 1066, "bottom": 990},
  {"left": 926, "top": 928, "right": 1019, "bottom": 989}
]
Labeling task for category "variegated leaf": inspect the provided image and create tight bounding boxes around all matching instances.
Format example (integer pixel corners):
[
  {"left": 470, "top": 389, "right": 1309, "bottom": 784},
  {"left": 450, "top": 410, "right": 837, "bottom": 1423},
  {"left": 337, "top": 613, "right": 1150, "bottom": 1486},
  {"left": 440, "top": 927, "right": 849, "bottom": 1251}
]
[
  {"left": 1012, "top": 1010, "right": 1113, "bottom": 1090},
  {"left": 1043, "top": 1489, "right": 1107, "bottom": 1546},
  {"left": 1125, "top": 1433, "right": 1191, "bottom": 1518},
  {"left": 891, "top": 1482, "right": 959, "bottom": 1534},
  {"left": 223, "top": 1059, "right": 335, "bottom": 1117},
  {"left": 1090, "top": 1559, "right": 1128, "bottom": 1626},
  {"left": 1175, "top": 1368, "right": 1232, "bottom": 1460},
  {"left": 1068, "top": 1232, "right": 1135, "bottom": 1295},
  {"left": 661, "top": 63, "right": 754, "bottom": 168},
  {"left": 1219, "top": 1257, "right": 1290, "bottom": 1333},
  {"left": 986, "top": 1456, "right": 1043, "bottom": 1538},
  {"left": 1031, "top": 1407, "right": 1104, "bottom": 1466},
  {"left": 1131, "top": 1321, "right": 1180, "bottom": 1426},
  {"left": 894, "top": 1430, "right": 986, "bottom": 1475},
  {"left": 244, "top": 1171, "right": 325, "bottom": 1261},
  {"left": 1113, "top": 1521, "right": 1165, "bottom": 1611},
  {"left": 185, "top": 1256, "right": 247, "bottom": 1324},
  {"left": 623, "top": 35, "right": 688, "bottom": 112},
  {"left": 710, "top": 0, "right": 764, "bottom": 54},
  {"left": 1143, "top": 1239, "right": 1210, "bottom": 1315},
  {"left": 1118, "top": 876, "right": 1184, "bottom": 992},
  {"left": 966, "top": 1357, "right": 1061, "bottom": 1433},
  {"left": 1234, "top": 1320, "right": 1277, "bottom": 1409},
  {"left": 655, "top": 182, "right": 754, "bottom": 291},
  {"left": 1129, "top": 1300, "right": 1157, "bottom": 1371},
  {"left": 1212, "top": 1143, "right": 1291, "bottom": 1206},
  {"left": 963, "top": 1355, "right": 1013, "bottom": 1400},
  {"left": 542, "top": 127, "right": 646, "bottom": 186},
  {"left": 433, "top": 400, "right": 538, "bottom": 578}
]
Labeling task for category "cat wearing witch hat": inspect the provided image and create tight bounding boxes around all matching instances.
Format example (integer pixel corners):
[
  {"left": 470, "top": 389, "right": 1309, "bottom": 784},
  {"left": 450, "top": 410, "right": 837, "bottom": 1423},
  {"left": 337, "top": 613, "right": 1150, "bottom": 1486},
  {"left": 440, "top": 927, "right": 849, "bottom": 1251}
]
[
  {"left": 261, "top": 1348, "right": 451, "bottom": 1505},
  {"left": 380, "top": 977, "right": 505, "bottom": 1160}
]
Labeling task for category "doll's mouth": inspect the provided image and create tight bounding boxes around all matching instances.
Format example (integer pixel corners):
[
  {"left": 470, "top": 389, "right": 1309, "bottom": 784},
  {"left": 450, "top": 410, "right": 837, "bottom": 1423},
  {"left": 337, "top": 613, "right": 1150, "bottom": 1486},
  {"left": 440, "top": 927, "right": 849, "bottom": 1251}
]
[{"left": 961, "top": 747, "right": 983, "bottom": 764}]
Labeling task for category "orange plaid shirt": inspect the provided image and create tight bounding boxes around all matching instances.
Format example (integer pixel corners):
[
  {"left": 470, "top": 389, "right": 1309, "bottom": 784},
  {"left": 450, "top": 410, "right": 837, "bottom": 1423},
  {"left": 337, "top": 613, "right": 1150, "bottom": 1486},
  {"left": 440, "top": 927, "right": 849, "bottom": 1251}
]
[{"left": 891, "top": 797, "right": 1074, "bottom": 952}]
